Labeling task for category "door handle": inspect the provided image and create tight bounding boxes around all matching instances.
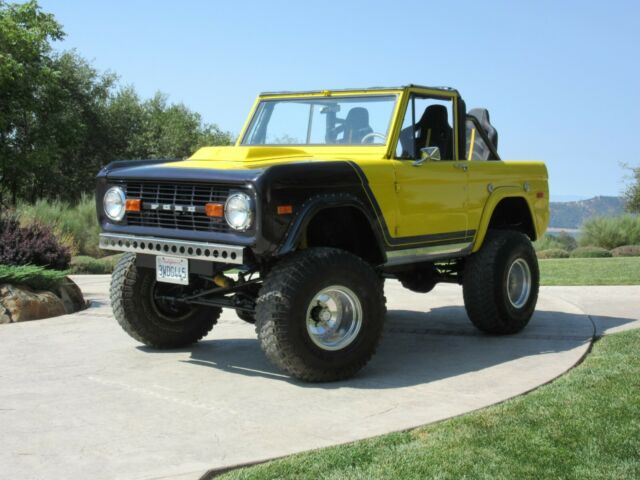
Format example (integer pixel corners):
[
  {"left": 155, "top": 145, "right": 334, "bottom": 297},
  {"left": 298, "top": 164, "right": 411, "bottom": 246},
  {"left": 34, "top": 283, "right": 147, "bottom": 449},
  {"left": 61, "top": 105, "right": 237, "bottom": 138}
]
[{"left": 454, "top": 163, "right": 468, "bottom": 172}]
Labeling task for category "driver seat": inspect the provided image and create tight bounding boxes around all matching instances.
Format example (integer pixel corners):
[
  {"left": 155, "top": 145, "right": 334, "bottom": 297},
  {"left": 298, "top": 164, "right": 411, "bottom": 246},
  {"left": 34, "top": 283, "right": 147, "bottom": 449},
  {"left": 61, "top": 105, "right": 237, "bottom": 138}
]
[
  {"left": 340, "top": 107, "right": 373, "bottom": 144},
  {"left": 398, "top": 104, "right": 453, "bottom": 158},
  {"left": 416, "top": 105, "right": 452, "bottom": 159}
]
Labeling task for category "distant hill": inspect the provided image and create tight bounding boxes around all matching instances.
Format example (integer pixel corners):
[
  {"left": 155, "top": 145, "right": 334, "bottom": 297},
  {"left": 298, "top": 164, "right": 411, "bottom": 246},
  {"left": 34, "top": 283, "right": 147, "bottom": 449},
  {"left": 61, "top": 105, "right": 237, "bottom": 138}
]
[{"left": 549, "top": 196, "right": 625, "bottom": 229}]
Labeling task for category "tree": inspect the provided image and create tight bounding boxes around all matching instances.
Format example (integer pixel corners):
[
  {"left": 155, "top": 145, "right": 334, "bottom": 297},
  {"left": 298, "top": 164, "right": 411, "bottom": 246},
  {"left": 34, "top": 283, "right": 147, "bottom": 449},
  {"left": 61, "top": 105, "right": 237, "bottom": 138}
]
[
  {"left": 129, "top": 92, "right": 232, "bottom": 159},
  {"left": 28, "top": 51, "right": 116, "bottom": 201},
  {"left": 623, "top": 166, "right": 640, "bottom": 213},
  {"left": 105, "top": 89, "right": 232, "bottom": 161},
  {"left": 0, "top": 0, "right": 64, "bottom": 204},
  {"left": 0, "top": 1, "right": 232, "bottom": 205}
]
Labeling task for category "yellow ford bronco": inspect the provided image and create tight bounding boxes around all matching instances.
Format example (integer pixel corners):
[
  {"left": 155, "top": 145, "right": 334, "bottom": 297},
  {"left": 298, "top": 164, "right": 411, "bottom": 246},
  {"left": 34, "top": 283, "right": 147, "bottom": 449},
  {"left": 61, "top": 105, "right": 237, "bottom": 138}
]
[{"left": 97, "top": 85, "right": 549, "bottom": 382}]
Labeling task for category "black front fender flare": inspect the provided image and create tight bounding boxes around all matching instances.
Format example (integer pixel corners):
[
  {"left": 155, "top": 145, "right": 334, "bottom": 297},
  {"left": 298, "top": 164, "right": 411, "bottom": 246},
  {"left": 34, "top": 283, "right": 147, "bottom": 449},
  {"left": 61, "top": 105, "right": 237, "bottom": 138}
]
[{"left": 276, "top": 193, "right": 387, "bottom": 262}]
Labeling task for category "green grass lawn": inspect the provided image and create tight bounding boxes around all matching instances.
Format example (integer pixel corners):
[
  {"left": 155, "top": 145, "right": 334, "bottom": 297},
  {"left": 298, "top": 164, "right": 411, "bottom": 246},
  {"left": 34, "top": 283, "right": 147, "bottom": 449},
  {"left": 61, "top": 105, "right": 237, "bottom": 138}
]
[
  {"left": 540, "top": 257, "right": 640, "bottom": 286},
  {"left": 220, "top": 329, "right": 640, "bottom": 480}
]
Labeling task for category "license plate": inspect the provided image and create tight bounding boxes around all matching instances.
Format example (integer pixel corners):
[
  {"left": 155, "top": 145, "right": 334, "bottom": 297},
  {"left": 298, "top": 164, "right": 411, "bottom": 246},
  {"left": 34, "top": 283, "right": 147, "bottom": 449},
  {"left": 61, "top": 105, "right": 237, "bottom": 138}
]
[{"left": 156, "top": 256, "right": 189, "bottom": 285}]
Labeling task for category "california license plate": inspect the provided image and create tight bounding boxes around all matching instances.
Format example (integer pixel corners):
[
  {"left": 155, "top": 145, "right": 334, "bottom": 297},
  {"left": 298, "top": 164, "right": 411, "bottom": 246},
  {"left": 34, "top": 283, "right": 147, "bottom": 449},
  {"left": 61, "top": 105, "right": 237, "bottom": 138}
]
[{"left": 156, "top": 256, "right": 189, "bottom": 285}]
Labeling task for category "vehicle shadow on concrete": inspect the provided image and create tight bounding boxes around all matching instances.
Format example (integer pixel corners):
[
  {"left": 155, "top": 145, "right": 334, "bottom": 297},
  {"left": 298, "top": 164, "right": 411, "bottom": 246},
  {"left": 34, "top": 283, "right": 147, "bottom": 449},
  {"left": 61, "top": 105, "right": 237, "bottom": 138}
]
[{"left": 142, "top": 307, "right": 636, "bottom": 390}]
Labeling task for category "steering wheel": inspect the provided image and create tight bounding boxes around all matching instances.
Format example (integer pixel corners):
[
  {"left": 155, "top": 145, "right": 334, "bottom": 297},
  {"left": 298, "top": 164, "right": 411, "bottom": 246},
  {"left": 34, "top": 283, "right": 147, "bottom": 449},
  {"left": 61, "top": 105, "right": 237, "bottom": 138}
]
[{"left": 361, "top": 132, "right": 386, "bottom": 144}]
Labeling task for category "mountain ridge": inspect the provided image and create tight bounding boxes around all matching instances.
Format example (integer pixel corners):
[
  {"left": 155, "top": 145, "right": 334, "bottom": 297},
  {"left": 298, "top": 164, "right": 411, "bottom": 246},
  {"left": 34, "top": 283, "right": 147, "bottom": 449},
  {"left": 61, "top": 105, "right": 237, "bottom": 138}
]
[{"left": 549, "top": 195, "right": 625, "bottom": 229}]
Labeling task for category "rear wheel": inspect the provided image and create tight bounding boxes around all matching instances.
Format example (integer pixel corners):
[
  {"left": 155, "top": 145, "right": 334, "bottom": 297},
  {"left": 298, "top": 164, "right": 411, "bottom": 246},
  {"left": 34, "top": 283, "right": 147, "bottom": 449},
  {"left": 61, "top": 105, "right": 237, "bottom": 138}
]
[
  {"left": 255, "top": 248, "right": 386, "bottom": 382},
  {"left": 462, "top": 230, "right": 539, "bottom": 334},
  {"left": 110, "top": 253, "right": 221, "bottom": 348}
]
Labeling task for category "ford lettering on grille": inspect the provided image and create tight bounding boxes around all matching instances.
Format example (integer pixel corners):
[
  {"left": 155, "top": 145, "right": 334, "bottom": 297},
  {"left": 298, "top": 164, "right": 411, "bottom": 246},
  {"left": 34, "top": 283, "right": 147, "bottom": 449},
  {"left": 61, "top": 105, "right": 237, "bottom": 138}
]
[{"left": 150, "top": 203, "right": 197, "bottom": 213}]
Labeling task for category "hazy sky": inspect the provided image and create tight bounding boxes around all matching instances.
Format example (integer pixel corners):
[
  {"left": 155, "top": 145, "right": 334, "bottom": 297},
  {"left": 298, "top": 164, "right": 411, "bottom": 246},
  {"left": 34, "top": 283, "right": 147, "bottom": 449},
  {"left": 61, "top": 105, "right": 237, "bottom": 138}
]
[{"left": 39, "top": 0, "right": 639, "bottom": 199}]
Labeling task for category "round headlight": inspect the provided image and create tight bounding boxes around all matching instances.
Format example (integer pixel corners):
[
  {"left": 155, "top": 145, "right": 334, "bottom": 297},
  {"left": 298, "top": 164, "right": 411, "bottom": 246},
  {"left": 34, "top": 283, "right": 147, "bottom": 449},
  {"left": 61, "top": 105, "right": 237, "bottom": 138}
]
[
  {"left": 224, "top": 192, "right": 252, "bottom": 231},
  {"left": 103, "top": 186, "right": 126, "bottom": 222}
]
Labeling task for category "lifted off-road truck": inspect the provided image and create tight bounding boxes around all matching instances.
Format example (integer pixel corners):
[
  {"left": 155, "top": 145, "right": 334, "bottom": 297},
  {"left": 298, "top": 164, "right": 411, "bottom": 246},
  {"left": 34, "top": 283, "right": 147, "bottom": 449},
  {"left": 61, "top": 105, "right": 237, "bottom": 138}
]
[{"left": 97, "top": 85, "right": 549, "bottom": 382}]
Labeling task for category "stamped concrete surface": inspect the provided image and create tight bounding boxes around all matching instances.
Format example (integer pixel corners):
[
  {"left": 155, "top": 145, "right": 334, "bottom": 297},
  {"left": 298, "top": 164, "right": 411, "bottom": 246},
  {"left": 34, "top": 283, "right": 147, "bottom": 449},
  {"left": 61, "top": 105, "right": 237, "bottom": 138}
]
[{"left": 1, "top": 275, "right": 638, "bottom": 480}]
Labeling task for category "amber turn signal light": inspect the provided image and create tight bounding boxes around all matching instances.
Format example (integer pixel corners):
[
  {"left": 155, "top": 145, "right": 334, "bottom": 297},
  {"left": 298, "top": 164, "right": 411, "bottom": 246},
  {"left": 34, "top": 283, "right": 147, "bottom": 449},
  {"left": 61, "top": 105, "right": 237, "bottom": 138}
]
[
  {"left": 125, "top": 199, "right": 141, "bottom": 212},
  {"left": 277, "top": 205, "right": 293, "bottom": 215},
  {"left": 205, "top": 203, "right": 224, "bottom": 217}
]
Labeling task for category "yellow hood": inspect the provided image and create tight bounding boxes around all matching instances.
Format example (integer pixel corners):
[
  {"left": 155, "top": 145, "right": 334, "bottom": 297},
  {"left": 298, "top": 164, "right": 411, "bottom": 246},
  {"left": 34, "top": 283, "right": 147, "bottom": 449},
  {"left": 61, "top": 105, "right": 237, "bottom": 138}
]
[
  {"left": 182, "top": 146, "right": 311, "bottom": 169},
  {"left": 171, "top": 145, "right": 386, "bottom": 171}
]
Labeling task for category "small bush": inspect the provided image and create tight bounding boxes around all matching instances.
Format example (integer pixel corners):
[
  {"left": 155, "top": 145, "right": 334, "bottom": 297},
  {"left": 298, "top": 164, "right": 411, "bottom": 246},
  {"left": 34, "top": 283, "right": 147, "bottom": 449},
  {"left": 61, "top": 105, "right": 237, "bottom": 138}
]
[
  {"left": 0, "top": 264, "right": 68, "bottom": 291},
  {"left": 537, "top": 248, "right": 570, "bottom": 259},
  {"left": 0, "top": 216, "right": 71, "bottom": 270},
  {"left": 17, "top": 195, "right": 102, "bottom": 257},
  {"left": 70, "top": 255, "right": 122, "bottom": 274},
  {"left": 610, "top": 245, "right": 640, "bottom": 257},
  {"left": 534, "top": 235, "right": 563, "bottom": 251},
  {"left": 570, "top": 246, "right": 613, "bottom": 258},
  {"left": 554, "top": 231, "right": 578, "bottom": 251},
  {"left": 535, "top": 233, "right": 578, "bottom": 252},
  {"left": 580, "top": 215, "right": 640, "bottom": 249}
]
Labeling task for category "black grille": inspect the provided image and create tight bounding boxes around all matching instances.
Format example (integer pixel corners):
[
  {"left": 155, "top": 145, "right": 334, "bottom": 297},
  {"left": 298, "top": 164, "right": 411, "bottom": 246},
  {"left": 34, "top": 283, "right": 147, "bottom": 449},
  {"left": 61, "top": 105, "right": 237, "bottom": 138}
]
[{"left": 122, "top": 182, "right": 232, "bottom": 232}]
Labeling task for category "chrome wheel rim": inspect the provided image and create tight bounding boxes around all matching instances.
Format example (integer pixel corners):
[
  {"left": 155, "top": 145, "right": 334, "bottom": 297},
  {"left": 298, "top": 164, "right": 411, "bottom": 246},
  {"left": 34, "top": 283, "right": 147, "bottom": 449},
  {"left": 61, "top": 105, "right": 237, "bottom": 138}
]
[
  {"left": 506, "top": 258, "right": 532, "bottom": 309},
  {"left": 306, "top": 285, "right": 363, "bottom": 351}
]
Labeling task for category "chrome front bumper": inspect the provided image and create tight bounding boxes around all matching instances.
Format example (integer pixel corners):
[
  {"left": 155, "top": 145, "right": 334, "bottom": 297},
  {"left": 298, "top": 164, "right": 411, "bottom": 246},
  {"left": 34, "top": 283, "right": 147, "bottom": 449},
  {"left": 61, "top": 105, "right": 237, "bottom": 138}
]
[{"left": 99, "top": 233, "right": 245, "bottom": 265}]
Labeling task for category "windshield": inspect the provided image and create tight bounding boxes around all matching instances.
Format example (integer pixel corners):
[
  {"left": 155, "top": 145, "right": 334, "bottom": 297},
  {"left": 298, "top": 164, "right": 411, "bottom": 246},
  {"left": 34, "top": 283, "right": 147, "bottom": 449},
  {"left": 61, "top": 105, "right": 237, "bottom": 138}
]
[{"left": 241, "top": 95, "right": 397, "bottom": 146}]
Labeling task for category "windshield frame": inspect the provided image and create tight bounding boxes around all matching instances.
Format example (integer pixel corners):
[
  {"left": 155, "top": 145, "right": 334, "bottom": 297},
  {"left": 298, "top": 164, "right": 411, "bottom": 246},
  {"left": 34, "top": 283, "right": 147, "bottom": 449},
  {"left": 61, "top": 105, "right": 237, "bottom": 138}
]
[{"left": 239, "top": 93, "right": 400, "bottom": 147}]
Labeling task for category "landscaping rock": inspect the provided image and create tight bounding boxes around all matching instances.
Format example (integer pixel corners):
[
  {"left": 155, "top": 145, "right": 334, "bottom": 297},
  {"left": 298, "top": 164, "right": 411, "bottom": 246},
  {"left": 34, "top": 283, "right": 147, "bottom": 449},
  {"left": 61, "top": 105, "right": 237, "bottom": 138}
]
[
  {"left": 55, "top": 277, "right": 87, "bottom": 313},
  {"left": 0, "top": 284, "right": 66, "bottom": 323},
  {"left": 0, "top": 276, "right": 87, "bottom": 323}
]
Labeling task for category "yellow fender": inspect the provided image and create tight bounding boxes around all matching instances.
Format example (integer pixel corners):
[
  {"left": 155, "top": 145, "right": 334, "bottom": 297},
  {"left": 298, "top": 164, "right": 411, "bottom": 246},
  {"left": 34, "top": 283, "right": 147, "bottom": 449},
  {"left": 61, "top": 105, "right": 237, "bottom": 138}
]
[{"left": 472, "top": 186, "right": 538, "bottom": 253}]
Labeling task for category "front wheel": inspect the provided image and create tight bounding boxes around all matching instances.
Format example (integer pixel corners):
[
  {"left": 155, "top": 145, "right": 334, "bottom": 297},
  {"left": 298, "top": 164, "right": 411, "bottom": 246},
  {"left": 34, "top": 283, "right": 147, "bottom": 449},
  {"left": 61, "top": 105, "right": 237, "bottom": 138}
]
[
  {"left": 255, "top": 248, "right": 386, "bottom": 382},
  {"left": 110, "top": 253, "right": 221, "bottom": 348},
  {"left": 462, "top": 230, "right": 539, "bottom": 334}
]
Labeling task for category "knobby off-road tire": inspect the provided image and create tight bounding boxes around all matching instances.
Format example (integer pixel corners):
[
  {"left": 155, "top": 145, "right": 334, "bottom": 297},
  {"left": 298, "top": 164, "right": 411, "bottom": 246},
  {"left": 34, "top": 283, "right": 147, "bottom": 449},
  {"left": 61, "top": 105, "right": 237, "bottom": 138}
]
[
  {"left": 463, "top": 230, "right": 539, "bottom": 335},
  {"left": 110, "top": 253, "right": 221, "bottom": 348},
  {"left": 255, "top": 248, "right": 386, "bottom": 382}
]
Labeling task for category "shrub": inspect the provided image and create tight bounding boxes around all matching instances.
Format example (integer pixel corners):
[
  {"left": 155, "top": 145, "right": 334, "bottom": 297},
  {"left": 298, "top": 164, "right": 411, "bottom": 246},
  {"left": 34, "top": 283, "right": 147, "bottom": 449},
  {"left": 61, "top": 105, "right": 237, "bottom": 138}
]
[
  {"left": 580, "top": 215, "right": 640, "bottom": 249},
  {"left": 70, "top": 254, "right": 122, "bottom": 274},
  {"left": 570, "top": 246, "right": 612, "bottom": 258},
  {"left": 0, "top": 264, "right": 68, "bottom": 291},
  {"left": 17, "top": 195, "right": 102, "bottom": 257},
  {"left": 0, "top": 216, "right": 71, "bottom": 270},
  {"left": 554, "top": 231, "right": 578, "bottom": 251},
  {"left": 535, "top": 233, "right": 578, "bottom": 252},
  {"left": 534, "top": 235, "right": 563, "bottom": 251},
  {"left": 610, "top": 245, "right": 640, "bottom": 257},
  {"left": 537, "top": 248, "right": 570, "bottom": 259}
]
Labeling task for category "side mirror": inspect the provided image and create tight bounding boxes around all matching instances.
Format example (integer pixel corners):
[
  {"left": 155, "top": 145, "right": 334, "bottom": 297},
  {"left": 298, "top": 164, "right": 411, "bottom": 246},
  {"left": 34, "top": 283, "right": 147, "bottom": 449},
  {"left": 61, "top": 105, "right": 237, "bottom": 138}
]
[{"left": 413, "top": 146, "right": 441, "bottom": 166}]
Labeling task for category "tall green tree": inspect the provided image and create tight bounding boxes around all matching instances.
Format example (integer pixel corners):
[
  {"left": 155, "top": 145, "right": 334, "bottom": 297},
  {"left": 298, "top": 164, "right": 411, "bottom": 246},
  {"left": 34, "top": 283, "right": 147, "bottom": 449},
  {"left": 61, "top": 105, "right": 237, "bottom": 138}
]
[
  {"left": 623, "top": 166, "right": 640, "bottom": 213},
  {"left": 108, "top": 90, "right": 232, "bottom": 160},
  {"left": 0, "top": 0, "right": 64, "bottom": 204},
  {"left": 27, "top": 51, "right": 116, "bottom": 201},
  {"left": 0, "top": 1, "right": 232, "bottom": 205}
]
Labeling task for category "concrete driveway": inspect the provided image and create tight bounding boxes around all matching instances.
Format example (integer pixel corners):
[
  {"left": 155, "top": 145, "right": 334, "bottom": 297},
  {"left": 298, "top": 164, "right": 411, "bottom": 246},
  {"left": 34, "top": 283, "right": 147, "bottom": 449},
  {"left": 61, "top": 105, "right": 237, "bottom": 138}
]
[{"left": 1, "top": 275, "right": 638, "bottom": 480}]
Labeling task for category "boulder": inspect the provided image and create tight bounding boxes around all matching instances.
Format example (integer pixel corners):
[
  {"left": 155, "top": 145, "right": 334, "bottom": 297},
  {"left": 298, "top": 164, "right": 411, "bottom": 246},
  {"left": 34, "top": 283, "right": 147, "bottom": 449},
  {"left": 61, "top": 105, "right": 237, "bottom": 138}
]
[
  {"left": 55, "top": 277, "right": 88, "bottom": 314},
  {"left": 0, "top": 276, "right": 86, "bottom": 324},
  {"left": 0, "top": 284, "right": 66, "bottom": 323}
]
